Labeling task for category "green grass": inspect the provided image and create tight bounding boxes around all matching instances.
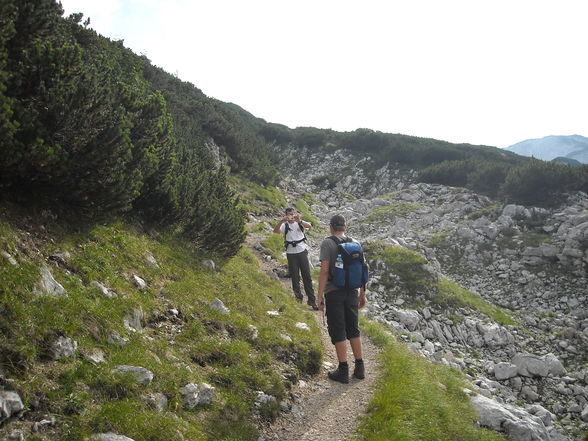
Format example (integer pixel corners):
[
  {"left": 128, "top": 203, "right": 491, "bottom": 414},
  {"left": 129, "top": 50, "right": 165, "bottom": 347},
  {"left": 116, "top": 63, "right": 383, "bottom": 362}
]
[
  {"left": 363, "top": 202, "right": 422, "bottom": 225},
  {"left": 427, "top": 232, "right": 452, "bottom": 249},
  {"left": 436, "top": 278, "right": 516, "bottom": 326},
  {"left": 366, "top": 243, "right": 431, "bottom": 296},
  {"left": 467, "top": 203, "right": 500, "bottom": 220},
  {"left": 358, "top": 319, "right": 508, "bottom": 441},
  {"left": 261, "top": 233, "right": 287, "bottom": 264},
  {"left": 229, "top": 176, "right": 287, "bottom": 215},
  {"left": 0, "top": 212, "right": 322, "bottom": 441},
  {"left": 366, "top": 244, "right": 516, "bottom": 326}
]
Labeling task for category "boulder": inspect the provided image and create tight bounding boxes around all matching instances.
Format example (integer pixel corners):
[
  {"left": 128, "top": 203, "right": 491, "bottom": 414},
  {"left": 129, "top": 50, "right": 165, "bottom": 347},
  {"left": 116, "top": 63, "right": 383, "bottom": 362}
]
[
  {"left": 581, "top": 404, "right": 588, "bottom": 422},
  {"left": 512, "top": 354, "right": 549, "bottom": 378},
  {"left": 179, "top": 383, "right": 215, "bottom": 409},
  {"left": 543, "top": 353, "right": 566, "bottom": 377},
  {"left": 90, "top": 281, "right": 116, "bottom": 298},
  {"left": 479, "top": 323, "right": 514, "bottom": 348},
  {"left": 35, "top": 265, "right": 66, "bottom": 296},
  {"left": 295, "top": 322, "right": 310, "bottom": 331},
  {"left": 494, "top": 362, "right": 519, "bottom": 381},
  {"left": 123, "top": 309, "right": 143, "bottom": 332},
  {"left": 132, "top": 275, "right": 147, "bottom": 290},
  {"left": 472, "top": 394, "right": 550, "bottom": 441},
  {"left": 391, "top": 309, "right": 421, "bottom": 331},
  {"left": 92, "top": 434, "right": 135, "bottom": 441},
  {"left": 0, "top": 391, "right": 24, "bottom": 423},
  {"left": 248, "top": 324, "right": 259, "bottom": 340},
  {"left": 521, "top": 385, "right": 540, "bottom": 401},
  {"left": 201, "top": 259, "right": 216, "bottom": 271},
  {"left": 144, "top": 392, "right": 167, "bottom": 412},
  {"left": 107, "top": 332, "right": 129, "bottom": 347},
  {"left": 503, "top": 204, "right": 532, "bottom": 220},
  {"left": 145, "top": 252, "right": 159, "bottom": 268},
  {"left": 114, "top": 365, "right": 153, "bottom": 386},
  {"left": 50, "top": 336, "right": 77, "bottom": 360},
  {"left": 255, "top": 391, "right": 277, "bottom": 409},
  {"left": 210, "top": 298, "right": 230, "bottom": 315},
  {"left": 83, "top": 349, "right": 106, "bottom": 364},
  {"left": 1, "top": 251, "right": 18, "bottom": 266}
]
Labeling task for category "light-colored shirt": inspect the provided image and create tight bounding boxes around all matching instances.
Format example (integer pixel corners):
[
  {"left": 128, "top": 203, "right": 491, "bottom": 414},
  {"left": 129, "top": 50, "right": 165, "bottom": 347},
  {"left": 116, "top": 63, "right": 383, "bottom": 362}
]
[
  {"left": 279, "top": 221, "right": 308, "bottom": 254},
  {"left": 319, "top": 234, "right": 347, "bottom": 293}
]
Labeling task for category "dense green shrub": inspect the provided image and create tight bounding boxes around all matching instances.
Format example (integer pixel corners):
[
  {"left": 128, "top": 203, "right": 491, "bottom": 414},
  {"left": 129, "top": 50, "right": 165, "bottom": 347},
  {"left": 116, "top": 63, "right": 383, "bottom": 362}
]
[
  {"left": 0, "top": 0, "right": 257, "bottom": 255},
  {"left": 501, "top": 159, "right": 588, "bottom": 206}
]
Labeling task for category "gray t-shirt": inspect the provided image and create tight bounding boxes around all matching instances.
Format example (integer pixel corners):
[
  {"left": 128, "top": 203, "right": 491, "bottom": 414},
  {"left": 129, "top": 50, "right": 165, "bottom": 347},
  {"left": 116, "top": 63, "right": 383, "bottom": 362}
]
[{"left": 319, "top": 235, "right": 347, "bottom": 294}]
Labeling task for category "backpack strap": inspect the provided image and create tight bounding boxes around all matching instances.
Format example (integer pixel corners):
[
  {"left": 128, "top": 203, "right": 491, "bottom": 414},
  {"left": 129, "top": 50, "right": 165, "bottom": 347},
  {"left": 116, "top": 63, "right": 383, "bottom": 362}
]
[{"left": 284, "top": 222, "right": 307, "bottom": 250}]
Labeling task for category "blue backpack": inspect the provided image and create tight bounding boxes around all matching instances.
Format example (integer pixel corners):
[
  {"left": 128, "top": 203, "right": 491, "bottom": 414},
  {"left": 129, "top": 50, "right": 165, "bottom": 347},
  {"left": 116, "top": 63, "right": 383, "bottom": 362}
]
[{"left": 329, "top": 236, "right": 369, "bottom": 289}]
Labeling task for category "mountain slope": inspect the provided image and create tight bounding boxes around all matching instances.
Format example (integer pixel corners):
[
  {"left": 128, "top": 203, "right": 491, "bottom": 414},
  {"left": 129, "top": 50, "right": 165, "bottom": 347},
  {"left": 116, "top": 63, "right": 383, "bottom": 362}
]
[{"left": 506, "top": 135, "right": 588, "bottom": 163}]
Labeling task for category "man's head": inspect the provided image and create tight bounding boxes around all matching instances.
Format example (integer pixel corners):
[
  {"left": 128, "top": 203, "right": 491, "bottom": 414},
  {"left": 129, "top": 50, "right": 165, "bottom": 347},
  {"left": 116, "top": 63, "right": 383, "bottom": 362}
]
[
  {"left": 329, "top": 214, "right": 346, "bottom": 233},
  {"left": 285, "top": 207, "right": 297, "bottom": 222}
]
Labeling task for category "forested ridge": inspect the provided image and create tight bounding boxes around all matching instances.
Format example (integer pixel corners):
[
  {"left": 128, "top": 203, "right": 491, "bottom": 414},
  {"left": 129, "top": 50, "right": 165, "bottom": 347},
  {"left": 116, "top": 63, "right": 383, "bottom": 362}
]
[{"left": 2, "top": 0, "right": 587, "bottom": 259}]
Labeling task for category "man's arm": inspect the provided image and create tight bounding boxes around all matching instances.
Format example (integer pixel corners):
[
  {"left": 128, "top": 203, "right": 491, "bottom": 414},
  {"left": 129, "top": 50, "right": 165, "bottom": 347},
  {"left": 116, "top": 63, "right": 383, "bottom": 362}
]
[
  {"left": 317, "top": 260, "right": 330, "bottom": 311},
  {"left": 358, "top": 286, "right": 367, "bottom": 309},
  {"left": 300, "top": 220, "right": 311, "bottom": 229},
  {"left": 273, "top": 216, "right": 288, "bottom": 234}
]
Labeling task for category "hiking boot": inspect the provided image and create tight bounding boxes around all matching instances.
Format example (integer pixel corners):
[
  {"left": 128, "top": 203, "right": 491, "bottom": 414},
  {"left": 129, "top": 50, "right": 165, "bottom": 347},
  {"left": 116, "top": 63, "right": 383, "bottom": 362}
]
[
  {"left": 328, "top": 363, "right": 349, "bottom": 384},
  {"left": 353, "top": 359, "right": 365, "bottom": 380},
  {"left": 309, "top": 303, "right": 319, "bottom": 311}
]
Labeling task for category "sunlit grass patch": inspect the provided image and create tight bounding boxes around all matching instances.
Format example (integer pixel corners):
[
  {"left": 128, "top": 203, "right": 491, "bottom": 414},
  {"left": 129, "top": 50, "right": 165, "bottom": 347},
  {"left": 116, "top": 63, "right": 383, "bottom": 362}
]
[
  {"left": 358, "top": 319, "right": 508, "bottom": 441},
  {"left": 230, "top": 176, "right": 287, "bottom": 215},
  {"left": 363, "top": 202, "right": 422, "bottom": 225},
  {"left": 435, "top": 278, "right": 516, "bottom": 326}
]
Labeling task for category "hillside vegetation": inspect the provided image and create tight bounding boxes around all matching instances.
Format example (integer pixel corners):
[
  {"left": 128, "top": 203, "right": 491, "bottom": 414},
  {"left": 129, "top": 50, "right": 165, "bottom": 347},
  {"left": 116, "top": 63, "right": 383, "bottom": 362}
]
[
  {"left": 359, "top": 320, "right": 508, "bottom": 441},
  {"left": 0, "top": 0, "right": 279, "bottom": 256},
  {"left": 0, "top": 204, "right": 322, "bottom": 440}
]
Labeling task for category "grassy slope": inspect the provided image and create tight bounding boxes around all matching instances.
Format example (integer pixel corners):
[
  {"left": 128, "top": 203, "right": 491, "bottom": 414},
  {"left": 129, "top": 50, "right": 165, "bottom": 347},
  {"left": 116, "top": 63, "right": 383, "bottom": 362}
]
[
  {"left": 0, "top": 207, "right": 322, "bottom": 441},
  {"left": 358, "top": 319, "right": 508, "bottom": 441}
]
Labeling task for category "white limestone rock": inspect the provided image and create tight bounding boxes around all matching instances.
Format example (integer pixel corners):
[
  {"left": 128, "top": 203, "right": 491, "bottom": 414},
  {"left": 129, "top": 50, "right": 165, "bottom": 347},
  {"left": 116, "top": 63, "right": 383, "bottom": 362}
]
[
  {"left": 512, "top": 354, "right": 549, "bottom": 378},
  {"left": 295, "top": 322, "right": 310, "bottom": 331},
  {"left": 132, "top": 275, "right": 147, "bottom": 290},
  {"left": 0, "top": 391, "right": 24, "bottom": 423},
  {"left": 210, "top": 298, "right": 230, "bottom": 315},
  {"left": 472, "top": 394, "right": 550, "bottom": 441},
  {"left": 145, "top": 252, "right": 159, "bottom": 268},
  {"left": 50, "top": 336, "right": 78, "bottom": 360},
  {"left": 1, "top": 251, "right": 18, "bottom": 266},
  {"left": 494, "top": 362, "right": 519, "bottom": 381},
  {"left": 35, "top": 265, "right": 66, "bottom": 296},
  {"left": 114, "top": 365, "right": 153, "bottom": 386},
  {"left": 92, "top": 433, "right": 135, "bottom": 441},
  {"left": 202, "top": 259, "right": 216, "bottom": 271},
  {"left": 179, "top": 383, "right": 215, "bottom": 409}
]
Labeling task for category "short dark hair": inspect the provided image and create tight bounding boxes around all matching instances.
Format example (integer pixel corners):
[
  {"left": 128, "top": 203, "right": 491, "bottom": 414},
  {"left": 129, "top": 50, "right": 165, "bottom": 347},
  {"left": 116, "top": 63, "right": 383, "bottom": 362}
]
[
  {"left": 285, "top": 207, "right": 295, "bottom": 214},
  {"left": 329, "top": 214, "right": 346, "bottom": 231}
]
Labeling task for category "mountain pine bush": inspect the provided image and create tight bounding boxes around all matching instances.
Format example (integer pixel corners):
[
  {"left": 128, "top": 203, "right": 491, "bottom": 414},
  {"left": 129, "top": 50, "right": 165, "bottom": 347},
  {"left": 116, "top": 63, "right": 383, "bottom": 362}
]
[{"left": 0, "top": 0, "right": 250, "bottom": 255}]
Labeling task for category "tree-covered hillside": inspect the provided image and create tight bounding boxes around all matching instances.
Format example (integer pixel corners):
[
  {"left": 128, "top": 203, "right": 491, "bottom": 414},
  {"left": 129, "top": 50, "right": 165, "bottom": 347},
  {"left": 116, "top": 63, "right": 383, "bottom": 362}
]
[{"left": 0, "top": 0, "right": 278, "bottom": 256}]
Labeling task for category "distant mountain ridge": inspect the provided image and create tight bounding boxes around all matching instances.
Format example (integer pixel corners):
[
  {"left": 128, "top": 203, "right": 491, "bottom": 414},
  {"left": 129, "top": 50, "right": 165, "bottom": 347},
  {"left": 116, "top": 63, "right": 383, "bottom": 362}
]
[{"left": 505, "top": 135, "right": 588, "bottom": 163}]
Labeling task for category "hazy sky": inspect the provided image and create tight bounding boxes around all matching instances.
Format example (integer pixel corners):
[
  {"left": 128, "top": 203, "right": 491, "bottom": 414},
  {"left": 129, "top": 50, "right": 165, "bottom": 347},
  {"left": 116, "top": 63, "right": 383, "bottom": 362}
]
[{"left": 59, "top": 0, "right": 588, "bottom": 148}]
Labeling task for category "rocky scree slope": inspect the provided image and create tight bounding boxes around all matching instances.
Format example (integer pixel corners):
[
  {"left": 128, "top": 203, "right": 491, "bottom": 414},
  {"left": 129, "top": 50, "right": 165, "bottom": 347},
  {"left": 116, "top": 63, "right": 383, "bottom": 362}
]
[{"left": 276, "top": 145, "right": 588, "bottom": 441}]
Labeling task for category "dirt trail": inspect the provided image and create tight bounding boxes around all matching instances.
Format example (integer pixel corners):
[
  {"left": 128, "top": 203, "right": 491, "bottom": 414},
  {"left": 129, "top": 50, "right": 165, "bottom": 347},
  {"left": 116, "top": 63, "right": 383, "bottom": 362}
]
[{"left": 247, "top": 232, "right": 381, "bottom": 441}]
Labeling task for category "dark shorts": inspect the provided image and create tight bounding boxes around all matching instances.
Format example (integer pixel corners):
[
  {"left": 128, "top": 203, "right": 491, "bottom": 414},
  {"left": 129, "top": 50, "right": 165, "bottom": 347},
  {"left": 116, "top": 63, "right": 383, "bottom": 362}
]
[{"left": 325, "top": 288, "right": 360, "bottom": 344}]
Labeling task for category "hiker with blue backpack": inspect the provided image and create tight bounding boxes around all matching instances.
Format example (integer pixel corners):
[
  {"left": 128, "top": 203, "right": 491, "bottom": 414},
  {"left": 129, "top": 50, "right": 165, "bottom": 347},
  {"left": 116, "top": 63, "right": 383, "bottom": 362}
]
[
  {"left": 273, "top": 207, "right": 319, "bottom": 310},
  {"left": 317, "top": 214, "right": 369, "bottom": 384}
]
